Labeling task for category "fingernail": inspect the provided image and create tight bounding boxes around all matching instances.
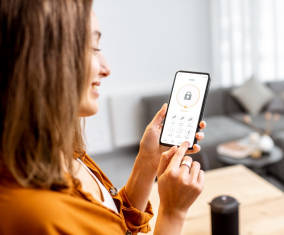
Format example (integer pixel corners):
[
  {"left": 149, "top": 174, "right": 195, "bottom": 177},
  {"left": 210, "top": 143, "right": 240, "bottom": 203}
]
[{"left": 194, "top": 144, "right": 200, "bottom": 149}]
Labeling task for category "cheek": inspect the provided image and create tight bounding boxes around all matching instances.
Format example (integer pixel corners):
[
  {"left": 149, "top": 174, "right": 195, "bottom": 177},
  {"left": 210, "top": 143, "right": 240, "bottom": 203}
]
[
  {"left": 90, "top": 55, "right": 100, "bottom": 79},
  {"left": 78, "top": 57, "right": 101, "bottom": 117},
  {"left": 79, "top": 87, "right": 98, "bottom": 117}
]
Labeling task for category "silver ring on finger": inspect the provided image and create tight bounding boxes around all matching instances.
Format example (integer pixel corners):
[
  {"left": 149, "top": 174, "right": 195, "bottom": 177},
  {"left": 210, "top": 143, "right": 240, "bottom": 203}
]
[{"left": 180, "top": 159, "right": 192, "bottom": 170}]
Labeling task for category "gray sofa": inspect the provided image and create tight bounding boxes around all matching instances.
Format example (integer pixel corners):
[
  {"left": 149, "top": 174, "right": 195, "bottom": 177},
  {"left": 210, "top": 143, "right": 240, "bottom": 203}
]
[{"left": 142, "top": 80, "right": 284, "bottom": 183}]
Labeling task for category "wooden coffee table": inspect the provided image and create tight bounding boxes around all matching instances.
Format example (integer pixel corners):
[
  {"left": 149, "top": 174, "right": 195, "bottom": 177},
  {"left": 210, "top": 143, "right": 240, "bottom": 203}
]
[{"left": 141, "top": 165, "right": 284, "bottom": 235}]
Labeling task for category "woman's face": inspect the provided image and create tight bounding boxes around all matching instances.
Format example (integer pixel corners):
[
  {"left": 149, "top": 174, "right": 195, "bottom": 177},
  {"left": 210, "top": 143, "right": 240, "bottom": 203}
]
[{"left": 79, "top": 12, "right": 110, "bottom": 117}]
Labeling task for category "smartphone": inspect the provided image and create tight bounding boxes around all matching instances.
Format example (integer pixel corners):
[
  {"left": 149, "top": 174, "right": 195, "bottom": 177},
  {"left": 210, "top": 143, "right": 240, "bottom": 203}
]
[{"left": 160, "top": 70, "right": 211, "bottom": 149}]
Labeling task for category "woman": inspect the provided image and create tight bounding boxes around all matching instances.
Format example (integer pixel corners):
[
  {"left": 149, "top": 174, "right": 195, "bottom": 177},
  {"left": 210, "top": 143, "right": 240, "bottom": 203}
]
[{"left": 0, "top": 1, "right": 206, "bottom": 234}]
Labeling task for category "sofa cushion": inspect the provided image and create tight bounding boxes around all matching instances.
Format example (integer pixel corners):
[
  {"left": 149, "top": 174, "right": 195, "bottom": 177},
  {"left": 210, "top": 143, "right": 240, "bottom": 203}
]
[
  {"left": 200, "top": 115, "right": 253, "bottom": 146},
  {"left": 267, "top": 81, "right": 284, "bottom": 94},
  {"left": 232, "top": 113, "right": 284, "bottom": 135},
  {"left": 266, "top": 92, "right": 284, "bottom": 114},
  {"left": 203, "top": 88, "right": 226, "bottom": 117},
  {"left": 223, "top": 88, "right": 247, "bottom": 115},
  {"left": 231, "top": 78, "right": 274, "bottom": 115},
  {"left": 204, "top": 88, "right": 245, "bottom": 117},
  {"left": 142, "top": 94, "right": 169, "bottom": 125}
]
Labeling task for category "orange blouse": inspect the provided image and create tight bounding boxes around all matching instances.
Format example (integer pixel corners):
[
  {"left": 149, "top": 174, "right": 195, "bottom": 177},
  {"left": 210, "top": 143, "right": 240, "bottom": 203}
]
[{"left": 0, "top": 153, "right": 153, "bottom": 235}]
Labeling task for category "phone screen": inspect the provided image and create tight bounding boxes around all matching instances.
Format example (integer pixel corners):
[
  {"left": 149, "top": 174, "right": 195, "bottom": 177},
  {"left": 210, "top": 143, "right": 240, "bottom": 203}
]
[{"left": 160, "top": 71, "right": 210, "bottom": 149}]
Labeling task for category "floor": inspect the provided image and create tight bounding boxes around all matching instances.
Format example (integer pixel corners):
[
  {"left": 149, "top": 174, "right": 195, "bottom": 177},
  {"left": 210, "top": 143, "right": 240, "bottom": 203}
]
[{"left": 91, "top": 147, "right": 284, "bottom": 192}]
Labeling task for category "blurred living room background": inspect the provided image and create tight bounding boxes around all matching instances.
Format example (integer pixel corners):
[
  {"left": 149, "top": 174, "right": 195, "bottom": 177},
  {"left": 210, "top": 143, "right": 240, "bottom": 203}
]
[{"left": 86, "top": 0, "right": 284, "bottom": 189}]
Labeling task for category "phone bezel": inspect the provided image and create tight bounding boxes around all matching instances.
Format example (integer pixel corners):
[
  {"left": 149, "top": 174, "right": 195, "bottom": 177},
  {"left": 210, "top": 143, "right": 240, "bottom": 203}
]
[{"left": 159, "top": 70, "right": 211, "bottom": 150}]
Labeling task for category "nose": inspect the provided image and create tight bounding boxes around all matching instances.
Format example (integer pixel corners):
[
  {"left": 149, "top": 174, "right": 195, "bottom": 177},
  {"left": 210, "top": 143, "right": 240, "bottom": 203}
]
[{"left": 99, "top": 54, "right": 111, "bottom": 78}]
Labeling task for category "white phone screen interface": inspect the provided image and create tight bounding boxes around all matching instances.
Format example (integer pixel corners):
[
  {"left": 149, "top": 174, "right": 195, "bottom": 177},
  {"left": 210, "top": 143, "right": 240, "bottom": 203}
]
[{"left": 161, "top": 72, "right": 208, "bottom": 148}]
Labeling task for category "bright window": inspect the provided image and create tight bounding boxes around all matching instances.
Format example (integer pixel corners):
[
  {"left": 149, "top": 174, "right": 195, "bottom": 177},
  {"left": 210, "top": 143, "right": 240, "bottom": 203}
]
[{"left": 212, "top": 0, "right": 284, "bottom": 86}]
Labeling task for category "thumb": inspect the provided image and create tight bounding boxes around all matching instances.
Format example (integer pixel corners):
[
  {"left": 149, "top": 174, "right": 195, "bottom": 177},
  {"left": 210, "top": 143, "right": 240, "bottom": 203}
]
[
  {"left": 150, "top": 103, "right": 168, "bottom": 127},
  {"left": 157, "top": 146, "right": 177, "bottom": 178}
]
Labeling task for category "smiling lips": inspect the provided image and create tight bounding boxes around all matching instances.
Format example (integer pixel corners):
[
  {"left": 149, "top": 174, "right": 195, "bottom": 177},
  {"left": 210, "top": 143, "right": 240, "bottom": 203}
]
[
  {"left": 91, "top": 81, "right": 100, "bottom": 97},
  {"left": 91, "top": 81, "right": 100, "bottom": 88}
]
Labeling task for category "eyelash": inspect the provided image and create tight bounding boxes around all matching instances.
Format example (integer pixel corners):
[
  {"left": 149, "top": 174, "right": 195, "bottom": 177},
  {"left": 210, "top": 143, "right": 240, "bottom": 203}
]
[{"left": 92, "top": 48, "right": 101, "bottom": 53}]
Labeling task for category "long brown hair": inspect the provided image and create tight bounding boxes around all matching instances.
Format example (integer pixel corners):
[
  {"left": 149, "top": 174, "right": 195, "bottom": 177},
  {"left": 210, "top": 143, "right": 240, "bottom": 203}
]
[{"left": 0, "top": 0, "right": 92, "bottom": 189}]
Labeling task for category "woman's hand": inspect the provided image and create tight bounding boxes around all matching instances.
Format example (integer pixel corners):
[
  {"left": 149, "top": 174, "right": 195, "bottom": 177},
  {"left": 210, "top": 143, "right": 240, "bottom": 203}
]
[
  {"left": 125, "top": 105, "right": 206, "bottom": 213},
  {"left": 157, "top": 142, "right": 204, "bottom": 216},
  {"left": 154, "top": 142, "right": 204, "bottom": 235},
  {"left": 137, "top": 103, "right": 206, "bottom": 174}
]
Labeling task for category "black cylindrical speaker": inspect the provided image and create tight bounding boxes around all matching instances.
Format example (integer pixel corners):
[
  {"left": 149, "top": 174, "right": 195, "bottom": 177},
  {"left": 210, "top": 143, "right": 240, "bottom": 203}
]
[{"left": 210, "top": 195, "right": 239, "bottom": 235}]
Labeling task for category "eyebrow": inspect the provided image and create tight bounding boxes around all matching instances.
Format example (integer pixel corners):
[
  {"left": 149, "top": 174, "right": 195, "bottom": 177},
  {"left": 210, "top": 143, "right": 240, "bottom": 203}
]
[{"left": 93, "top": 30, "right": 102, "bottom": 40}]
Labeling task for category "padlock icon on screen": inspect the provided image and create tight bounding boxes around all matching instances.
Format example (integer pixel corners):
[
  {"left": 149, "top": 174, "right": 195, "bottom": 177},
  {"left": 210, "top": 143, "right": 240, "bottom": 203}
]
[{"left": 184, "top": 91, "right": 192, "bottom": 100}]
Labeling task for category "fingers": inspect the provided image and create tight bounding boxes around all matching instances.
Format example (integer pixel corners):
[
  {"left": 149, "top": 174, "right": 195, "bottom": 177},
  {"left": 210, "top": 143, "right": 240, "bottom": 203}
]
[
  {"left": 199, "top": 121, "right": 206, "bottom": 130},
  {"left": 185, "top": 144, "right": 201, "bottom": 155},
  {"left": 197, "top": 170, "right": 205, "bottom": 186},
  {"left": 195, "top": 132, "right": 204, "bottom": 141},
  {"left": 159, "top": 145, "right": 169, "bottom": 153},
  {"left": 179, "top": 156, "right": 193, "bottom": 175},
  {"left": 157, "top": 146, "right": 177, "bottom": 177},
  {"left": 189, "top": 161, "right": 201, "bottom": 182},
  {"left": 168, "top": 142, "right": 190, "bottom": 170},
  {"left": 150, "top": 103, "right": 168, "bottom": 127}
]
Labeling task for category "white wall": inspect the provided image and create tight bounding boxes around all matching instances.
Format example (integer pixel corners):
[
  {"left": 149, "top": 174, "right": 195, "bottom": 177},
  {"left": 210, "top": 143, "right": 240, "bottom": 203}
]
[{"left": 85, "top": 0, "right": 213, "bottom": 154}]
